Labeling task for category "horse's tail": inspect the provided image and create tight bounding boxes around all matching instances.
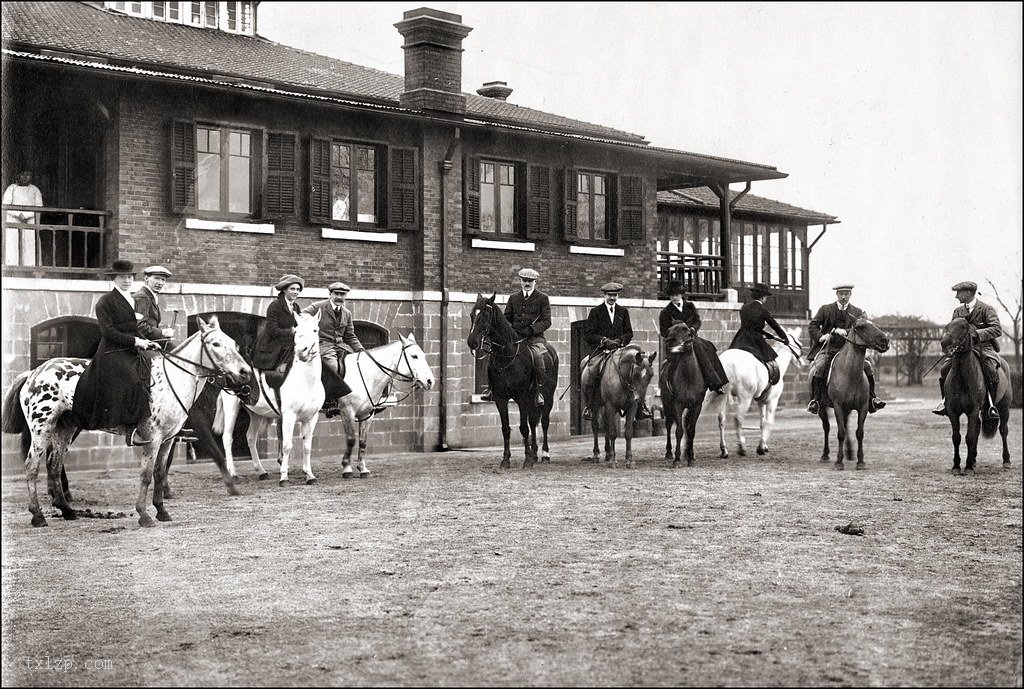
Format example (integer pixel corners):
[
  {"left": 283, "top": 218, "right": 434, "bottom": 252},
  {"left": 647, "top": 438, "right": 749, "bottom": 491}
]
[
  {"left": 1, "top": 371, "right": 30, "bottom": 435},
  {"left": 212, "top": 393, "right": 225, "bottom": 435},
  {"left": 982, "top": 412, "right": 999, "bottom": 439}
]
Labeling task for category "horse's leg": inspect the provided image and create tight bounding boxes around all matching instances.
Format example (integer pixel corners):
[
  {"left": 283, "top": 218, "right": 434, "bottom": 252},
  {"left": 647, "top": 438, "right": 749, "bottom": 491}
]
[
  {"left": 61, "top": 465, "right": 71, "bottom": 503},
  {"left": 246, "top": 414, "right": 270, "bottom": 480},
  {"left": 623, "top": 403, "right": 634, "bottom": 468},
  {"left": 519, "top": 401, "right": 535, "bottom": 469},
  {"left": 715, "top": 395, "right": 729, "bottom": 459},
  {"left": 152, "top": 440, "right": 175, "bottom": 521},
  {"left": 25, "top": 430, "right": 50, "bottom": 527},
  {"left": 673, "top": 409, "right": 685, "bottom": 466},
  {"left": 949, "top": 413, "right": 963, "bottom": 475},
  {"left": 162, "top": 441, "right": 176, "bottom": 499},
  {"left": 757, "top": 397, "right": 778, "bottom": 455},
  {"left": 496, "top": 399, "right": 513, "bottom": 469},
  {"left": 528, "top": 405, "right": 541, "bottom": 468},
  {"left": 135, "top": 443, "right": 158, "bottom": 528},
  {"left": 965, "top": 411, "right": 980, "bottom": 475},
  {"left": 606, "top": 402, "right": 619, "bottom": 464},
  {"left": 665, "top": 401, "right": 676, "bottom": 461},
  {"left": 356, "top": 417, "right": 371, "bottom": 478},
  {"left": 686, "top": 406, "right": 700, "bottom": 467},
  {"left": 591, "top": 404, "right": 602, "bottom": 463},
  {"left": 819, "top": 407, "right": 831, "bottom": 463},
  {"left": 44, "top": 427, "right": 77, "bottom": 521},
  {"left": 220, "top": 394, "right": 240, "bottom": 479},
  {"left": 999, "top": 402, "right": 1011, "bottom": 467},
  {"left": 540, "top": 403, "right": 552, "bottom": 463},
  {"left": 854, "top": 408, "right": 867, "bottom": 470},
  {"left": 300, "top": 416, "right": 318, "bottom": 485},
  {"left": 337, "top": 405, "right": 357, "bottom": 478},
  {"left": 734, "top": 395, "right": 750, "bottom": 457},
  {"left": 834, "top": 406, "right": 848, "bottom": 470},
  {"left": 278, "top": 412, "right": 297, "bottom": 486}
]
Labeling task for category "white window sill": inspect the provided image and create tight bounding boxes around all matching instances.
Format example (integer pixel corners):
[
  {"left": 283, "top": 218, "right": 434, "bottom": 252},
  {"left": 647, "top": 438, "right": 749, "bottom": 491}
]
[
  {"left": 471, "top": 237, "right": 535, "bottom": 252},
  {"left": 569, "top": 245, "right": 624, "bottom": 256},
  {"left": 186, "top": 217, "right": 274, "bottom": 234},
  {"left": 471, "top": 394, "right": 490, "bottom": 404},
  {"left": 321, "top": 228, "right": 398, "bottom": 243}
]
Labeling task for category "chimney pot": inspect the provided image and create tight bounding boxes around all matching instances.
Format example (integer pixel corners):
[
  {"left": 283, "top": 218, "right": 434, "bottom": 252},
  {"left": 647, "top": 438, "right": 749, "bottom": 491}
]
[{"left": 476, "top": 81, "right": 513, "bottom": 101}]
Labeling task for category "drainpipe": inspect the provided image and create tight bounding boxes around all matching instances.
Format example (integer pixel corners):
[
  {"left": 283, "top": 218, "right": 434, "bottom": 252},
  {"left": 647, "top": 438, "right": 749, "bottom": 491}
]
[{"left": 435, "top": 127, "right": 460, "bottom": 451}]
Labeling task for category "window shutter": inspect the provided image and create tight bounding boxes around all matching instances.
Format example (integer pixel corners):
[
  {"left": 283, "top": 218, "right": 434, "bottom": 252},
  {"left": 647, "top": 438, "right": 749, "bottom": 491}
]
[
  {"left": 617, "top": 175, "right": 644, "bottom": 245},
  {"left": 463, "top": 155, "right": 481, "bottom": 235},
  {"left": 388, "top": 146, "right": 418, "bottom": 230},
  {"left": 264, "top": 131, "right": 297, "bottom": 217},
  {"left": 562, "top": 168, "right": 578, "bottom": 241},
  {"left": 170, "top": 120, "right": 196, "bottom": 213},
  {"left": 526, "top": 164, "right": 553, "bottom": 239},
  {"left": 309, "top": 137, "right": 332, "bottom": 224}
]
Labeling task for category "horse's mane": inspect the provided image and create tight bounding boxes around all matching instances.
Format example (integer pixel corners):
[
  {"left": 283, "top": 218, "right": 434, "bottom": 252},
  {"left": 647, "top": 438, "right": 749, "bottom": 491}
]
[
  {"left": 169, "top": 329, "right": 203, "bottom": 355},
  {"left": 477, "top": 298, "right": 519, "bottom": 344}
]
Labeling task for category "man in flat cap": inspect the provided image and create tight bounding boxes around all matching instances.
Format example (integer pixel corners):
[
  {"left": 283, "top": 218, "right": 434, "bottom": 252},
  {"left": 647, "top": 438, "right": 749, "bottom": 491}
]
[
  {"left": 482, "top": 268, "right": 553, "bottom": 405},
  {"left": 303, "top": 281, "right": 367, "bottom": 417},
  {"left": 134, "top": 265, "right": 176, "bottom": 350},
  {"left": 580, "top": 281, "right": 652, "bottom": 420},
  {"left": 933, "top": 281, "right": 1003, "bottom": 419},
  {"left": 806, "top": 283, "right": 886, "bottom": 414}
]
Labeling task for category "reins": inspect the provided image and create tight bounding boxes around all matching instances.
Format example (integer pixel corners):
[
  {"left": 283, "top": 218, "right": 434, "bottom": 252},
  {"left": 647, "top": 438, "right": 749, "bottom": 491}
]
[
  {"left": 471, "top": 303, "right": 531, "bottom": 370},
  {"left": 353, "top": 342, "right": 424, "bottom": 416},
  {"left": 155, "top": 331, "right": 234, "bottom": 417}
]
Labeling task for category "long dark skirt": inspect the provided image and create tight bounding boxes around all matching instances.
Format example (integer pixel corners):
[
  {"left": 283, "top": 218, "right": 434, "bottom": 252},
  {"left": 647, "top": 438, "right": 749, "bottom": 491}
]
[
  {"left": 729, "top": 329, "right": 778, "bottom": 362},
  {"left": 72, "top": 348, "right": 151, "bottom": 430}
]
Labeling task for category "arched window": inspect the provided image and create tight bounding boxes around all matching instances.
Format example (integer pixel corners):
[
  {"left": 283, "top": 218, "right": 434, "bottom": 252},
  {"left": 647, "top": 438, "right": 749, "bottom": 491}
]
[
  {"left": 190, "top": 311, "right": 264, "bottom": 358},
  {"left": 353, "top": 321, "right": 388, "bottom": 349},
  {"left": 31, "top": 317, "right": 101, "bottom": 368}
]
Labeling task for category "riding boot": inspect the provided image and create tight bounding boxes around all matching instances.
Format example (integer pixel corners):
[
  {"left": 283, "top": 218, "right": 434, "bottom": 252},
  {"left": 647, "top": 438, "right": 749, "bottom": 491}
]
[
  {"left": 867, "top": 370, "right": 886, "bottom": 413},
  {"left": 985, "top": 376, "right": 1001, "bottom": 420},
  {"left": 582, "top": 384, "right": 594, "bottom": 421},
  {"left": 125, "top": 426, "right": 151, "bottom": 446},
  {"left": 806, "top": 376, "right": 822, "bottom": 414},
  {"left": 932, "top": 373, "right": 948, "bottom": 415},
  {"left": 635, "top": 397, "right": 653, "bottom": 420}
]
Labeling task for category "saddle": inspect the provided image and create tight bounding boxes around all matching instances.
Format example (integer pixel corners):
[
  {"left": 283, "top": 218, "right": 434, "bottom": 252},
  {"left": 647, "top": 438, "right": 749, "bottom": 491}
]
[{"left": 753, "top": 360, "right": 781, "bottom": 402}]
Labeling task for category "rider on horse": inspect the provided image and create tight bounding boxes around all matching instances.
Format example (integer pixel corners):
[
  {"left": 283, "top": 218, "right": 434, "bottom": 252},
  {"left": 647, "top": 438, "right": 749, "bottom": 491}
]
[
  {"left": 806, "top": 283, "right": 886, "bottom": 415},
  {"left": 933, "top": 281, "right": 1003, "bottom": 420},
  {"left": 134, "top": 265, "right": 176, "bottom": 350},
  {"left": 251, "top": 274, "right": 305, "bottom": 391},
  {"left": 728, "top": 283, "right": 789, "bottom": 391},
  {"left": 481, "top": 268, "right": 551, "bottom": 406},
  {"left": 302, "top": 281, "right": 367, "bottom": 418},
  {"left": 658, "top": 280, "right": 728, "bottom": 396},
  {"left": 581, "top": 281, "right": 654, "bottom": 421}
]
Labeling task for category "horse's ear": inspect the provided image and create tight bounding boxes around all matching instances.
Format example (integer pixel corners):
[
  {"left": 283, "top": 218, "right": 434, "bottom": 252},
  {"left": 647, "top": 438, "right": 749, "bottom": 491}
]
[
  {"left": 196, "top": 316, "right": 210, "bottom": 332},
  {"left": 488, "top": 293, "right": 496, "bottom": 304},
  {"left": 648, "top": 351, "right": 657, "bottom": 364},
  {"left": 399, "top": 333, "right": 409, "bottom": 346},
  {"left": 207, "top": 314, "right": 219, "bottom": 329},
  {"left": 406, "top": 333, "right": 417, "bottom": 344}
]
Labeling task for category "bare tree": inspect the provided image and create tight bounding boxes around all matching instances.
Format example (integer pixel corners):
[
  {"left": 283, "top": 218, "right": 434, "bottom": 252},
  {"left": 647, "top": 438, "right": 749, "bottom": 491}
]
[{"left": 986, "top": 276, "right": 1022, "bottom": 368}]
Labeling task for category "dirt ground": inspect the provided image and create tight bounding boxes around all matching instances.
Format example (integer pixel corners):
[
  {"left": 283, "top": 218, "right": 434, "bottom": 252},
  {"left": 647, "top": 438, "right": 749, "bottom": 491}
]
[{"left": 2, "top": 393, "right": 1021, "bottom": 687}]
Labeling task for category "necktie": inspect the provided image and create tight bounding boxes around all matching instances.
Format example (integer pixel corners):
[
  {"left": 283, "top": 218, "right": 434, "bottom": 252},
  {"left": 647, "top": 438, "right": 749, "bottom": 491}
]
[{"left": 609, "top": 307, "right": 615, "bottom": 321}]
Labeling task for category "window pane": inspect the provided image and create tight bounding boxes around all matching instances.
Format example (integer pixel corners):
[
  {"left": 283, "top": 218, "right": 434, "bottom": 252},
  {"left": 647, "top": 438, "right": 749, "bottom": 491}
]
[
  {"left": 357, "top": 169, "right": 376, "bottom": 223},
  {"left": 499, "top": 184, "right": 514, "bottom": 234},
  {"left": 332, "top": 144, "right": 350, "bottom": 169},
  {"left": 481, "top": 182, "right": 495, "bottom": 232},
  {"left": 697, "top": 218, "right": 709, "bottom": 254},
  {"left": 794, "top": 235, "right": 804, "bottom": 286},
  {"left": 580, "top": 175, "right": 590, "bottom": 193},
  {"left": 577, "top": 191, "right": 590, "bottom": 237},
  {"left": 357, "top": 147, "right": 374, "bottom": 171},
  {"left": 154, "top": 2, "right": 165, "bottom": 18},
  {"left": 770, "top": 228, "right": 780, "bottom": 285},
  {"left": 240, "top": 2, "right": 252, "bottom": 31},
  {"left": 594, "top": 195, "right": 606, "bottom": 240},
  {"left": 169, "top": 2, "right": 179, "bottom": 20},
  {"left": 228, "top": 155, "right": 250, "bottom": 213},
  {"left": 331, "top": 173, "right": 350, "bottom": 221},
  {"left": 682, "top": 216, "right": 695, "bottom": 253},
  {"left": 482, "top": 162, "right": 494, "bottom": 185},
  {"left": 204, "top": 0, "right": 217, "bottom": 26},
  {"left": 191, "top": 1, "right": 201, "bottom": 23},
  {"left": 594, "top": 175, "right": 604, "bottom": 195},
  {"left": 197, "top": 151, "right": 221, "bottom": 211},
  {"left": 227, "top": 2, "right": 237, "bottom": 29},
  {"left": 742, "top": 228, "right": 754, "bottom": 283},
  {"left": 710, "top": 219, "right": 720, "bottom": 255}
]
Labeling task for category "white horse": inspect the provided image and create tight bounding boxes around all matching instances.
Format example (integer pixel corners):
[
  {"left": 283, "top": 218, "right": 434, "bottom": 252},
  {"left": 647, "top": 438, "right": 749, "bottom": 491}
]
[
  {"left": 213, "top": 312, "right": 324, "bottom": 486},
  {"left": 703, "top": 326, "right": 804, "bottom": 458},
  {"left": 1, "top": 316, "right": 250, "bottom": 528},
  {"left": 332, "top": 334, "right": 435, "bottom": 478}
]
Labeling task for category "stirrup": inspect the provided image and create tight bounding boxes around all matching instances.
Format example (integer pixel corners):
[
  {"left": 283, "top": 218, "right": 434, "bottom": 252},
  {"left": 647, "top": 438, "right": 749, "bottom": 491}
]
[
  {"left": 126, "top": 428, "right": 151, "bottom": 446},
  {"left": 806, "top": 399, "right": 819, "bottom": 414},
  {"left": 582, "top": 407, "right": 592, "bottom": 421},
  {"left": 932, "top": 402, "right": 947, "bottom": 416},
  {"left": 987, "top": 406, "right": 1000, "bottom": 420},
  {"left": 868, "top": 398, "right": 886, "bottom": 413}
]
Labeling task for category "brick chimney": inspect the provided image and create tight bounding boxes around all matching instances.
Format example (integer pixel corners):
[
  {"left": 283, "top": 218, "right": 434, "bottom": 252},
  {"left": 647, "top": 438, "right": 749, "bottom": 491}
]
[
  {"left": 395, "top": 8, "right": 473, "bottom": 114},
  {"left": 476, "top": 81, "right": 513, "bottom": 101}
]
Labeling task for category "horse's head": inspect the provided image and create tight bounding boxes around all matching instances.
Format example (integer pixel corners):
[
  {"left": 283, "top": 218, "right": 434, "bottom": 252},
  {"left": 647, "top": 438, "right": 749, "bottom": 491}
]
[
  {"left": 617, "top": 346, "right": 657, "bottom": 404},
  {"left": 467, "top": 293, "right": 498, "bottom": 351},
  {"left": 847, "top": 318, "right": 890, "bottom": 353},
  {"left": 665, "top": 323, "right": 695, "bottom": 356},
  {"left": 941, "top": 317, "right": 973, "bottom": 356},
  {"left": 398, "top": 334, "right": 435, "bottom": 390},
  {"left": 293, "top": 312, "right": 320, "bottom": 363},
  {"left": 196, "top": 315, "right": 250, "bottom": 386},
  {"left": 781, "top": 326, "right": 806, "bottom": 369}
]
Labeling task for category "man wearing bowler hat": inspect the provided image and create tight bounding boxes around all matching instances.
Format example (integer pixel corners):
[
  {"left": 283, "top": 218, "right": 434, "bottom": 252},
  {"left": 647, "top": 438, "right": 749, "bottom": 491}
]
[
  {"left": 482, "top": 268, "right": 553, "bottom": 406},
  {"left": 933, "top": 281, "right": 1003, "bottom": 420},
  {"left": 303, "top": 281, "right": 368, "bottom": 417},
  {"left": 580, "top": 281, "right": 653, "bottom": 421},
  {"left": 134, "top": 265, "right": 176, "bottom": 350},
  {"left": 806, "top": 283, "right": 886, "bottom": 414}
]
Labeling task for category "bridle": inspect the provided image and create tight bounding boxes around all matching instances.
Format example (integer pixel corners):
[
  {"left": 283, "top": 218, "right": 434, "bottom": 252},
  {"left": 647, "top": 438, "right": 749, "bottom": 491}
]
[
  {"left": 471, "top": 302, "right": 530, "bottom": 369},
  {"left": 156, "top": 330, "right": 243, "bottom": 417},
  {"left": 354, "top": 341, "right": 425, "bottom": 411},
  {"left": 614, "top": 346, "right": 650, "bottom": 402}
]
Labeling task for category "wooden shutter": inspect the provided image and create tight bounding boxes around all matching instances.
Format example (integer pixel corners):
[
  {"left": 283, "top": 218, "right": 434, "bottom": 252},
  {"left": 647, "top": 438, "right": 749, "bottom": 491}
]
[
  {"left": 526, "top": 164, "right": 553, "bottom": 239},
  {"left": 388, "top": 146, "right": 418, "bottom": 230},
  {"left": 309, "top": 137, "right": 332, "bottom": 224},
  {"left": 617, "top": 175, "right": 644, "bottom": 245},
  {"left": 463, "top": 155, "right": 481, "bottom": 235},
  {"left": 170, "top": 120, "right": 196, "bottom": 213},
  {"left": 562, "top": 168, "right": 578, "bottom": 241},
  {"left": 264, "top": 131, "right": 297, "bottom": 217}
]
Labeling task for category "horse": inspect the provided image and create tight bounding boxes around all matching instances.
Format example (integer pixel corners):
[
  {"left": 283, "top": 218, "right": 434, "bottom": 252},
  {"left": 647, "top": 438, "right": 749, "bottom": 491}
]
[
  {"left": 661, "top": 323, "right": 707, "bottom": 467},
  {"left": 939, "top": 317, "right": 1012, "bottom": 474},
  {"left": 816, "top": 317, "right": 890, "bottom": 469},
  {"left": 466, "top": 293, "right": 559, "bottom": 469},
  {"left": 1, "top": 316, "right": 250, "bottom": 527},
  {"left": 703, "top": 327, "right": 804, "bottom": 458},
  {"left": 584, "top": 345, "right": 657, "bottom": 467},
  {"left": 212, "top": 311, "right": 323, "bottom": 486}
]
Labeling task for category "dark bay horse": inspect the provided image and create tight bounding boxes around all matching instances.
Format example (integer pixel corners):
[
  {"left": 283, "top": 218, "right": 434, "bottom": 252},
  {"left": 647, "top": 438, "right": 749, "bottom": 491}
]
[
  {"left": 585, "top": 345, "right": 656, "bottom": 467},
  {"left": 817, "top": 318, "right": 890, "bottom": 470},
  {"left": 467, "top": 294, "right": 559, "bottom": 469},
  {"left": 662, "top": 323, "right": 705, "bottom": 467},
  {"left": 940, "top": 317, "right": 1012, "bottom": 474}
]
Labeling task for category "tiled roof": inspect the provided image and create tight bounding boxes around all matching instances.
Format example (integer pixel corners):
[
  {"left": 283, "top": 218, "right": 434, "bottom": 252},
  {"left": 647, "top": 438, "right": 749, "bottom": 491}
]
[
  {"left": 1, "top": 2, "right": 648, "bottom": 144},
  {"left": 658, "top": 189, "right": 838, "bottom": 224}
]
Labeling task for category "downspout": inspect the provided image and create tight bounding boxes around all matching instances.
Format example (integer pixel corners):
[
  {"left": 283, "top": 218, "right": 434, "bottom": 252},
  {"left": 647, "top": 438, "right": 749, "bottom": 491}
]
[{"left": 435, "top": 127, "right": 460, "bottom": 451}]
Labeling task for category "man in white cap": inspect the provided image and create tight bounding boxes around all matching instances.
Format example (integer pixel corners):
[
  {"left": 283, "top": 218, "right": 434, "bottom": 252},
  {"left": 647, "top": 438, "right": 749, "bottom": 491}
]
[
  {"left": 933, "top": 281, "right": 1003, "bottom": 419},
  {"left": 303, "top": 281, "right": 369, "bottom": 417},
  {"left": 482, "top": 268, "right": 553, "bottom": 405},
  {"left": 806, "top": 282, "right": 885, "bottom": 414},
  {"left": 134, "top": 265, "right": 176, "bottom": 349}
]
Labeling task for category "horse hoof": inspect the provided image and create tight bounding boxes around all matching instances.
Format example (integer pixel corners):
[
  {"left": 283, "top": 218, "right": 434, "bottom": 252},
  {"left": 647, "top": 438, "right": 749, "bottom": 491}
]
[
  {"left": 500, "top": 460, "right": 511, "bottom": 469},
  {"left": 65, "top": 491, "right": 73, "bottom": 502},
  {"left": 965, "top": 468, "right": 976, "bottom": 476},
  {"left": 820, "top": 457, "right": 830, "bottom": 464},
  {"left": 305, "top": 477, "right": 318, "bottom": 485},
  {"left": 756, "top": 446, "right": 767, "bottom": 456},
  {"left": 342, "top": 472, "right": 354, "bottom": 479},
  {"left": 665, "top": 452, "right": 673, "bottom": 461},
  {"left": 162, "top": 489, "right": 173, "bottom": 499},
  {"left": 258, "top": 473, "right": 269, "bottom": 481},
  {"left": 156, "top": 511, "right": 172, "bottom": 522},
  {"left": 279, "top": 479, "right": 289, "bottom": 487},
  {"left": 719, "top": 450, "right": 729, "bottom": 459},
  {"left": 61, "top": 510, "right": 78, "bottom": 521},
  {"left": 855, "top": 463, "right": 867, "bottom": 471},
  {"left": 226, "top": 483, "right": 241, "bottom": 497},
  {"left": 139, "top": 515, "right": 157, "bottom": 528},
  {"left": 834, "top": 463, "right": 844, "bottom": 471},
  {"left": 541, "top": 456, "right": 551, "bottom": 463},
  {"left": 1003, "top": 462, "right": 1011, "bottom": 470},
  {"left": 672, "top": 460, "right": 680, "bottom": 468},
  {"left": 31, "top": 515, "right": 48, "bottom": 528},
  {"left": 949, "top": 467, "right": 962, "bottom": 476},
  {"left": 737, "top": 448, "right": 747, "bottom": 457},
  {"left": 359, "top": 472, "right": 371, "bottom": 479}
]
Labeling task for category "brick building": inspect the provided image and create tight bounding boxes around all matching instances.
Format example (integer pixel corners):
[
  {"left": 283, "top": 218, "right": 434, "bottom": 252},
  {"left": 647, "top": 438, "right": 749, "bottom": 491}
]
[{"left": 1, "top": 2, "right": 837, "bottom": 468}]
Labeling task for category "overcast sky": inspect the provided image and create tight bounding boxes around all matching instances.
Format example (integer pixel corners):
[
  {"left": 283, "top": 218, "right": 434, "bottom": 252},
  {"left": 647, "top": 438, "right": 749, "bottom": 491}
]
[{"left": 259, "top": 2, "right": 1022, "bottom": 325}]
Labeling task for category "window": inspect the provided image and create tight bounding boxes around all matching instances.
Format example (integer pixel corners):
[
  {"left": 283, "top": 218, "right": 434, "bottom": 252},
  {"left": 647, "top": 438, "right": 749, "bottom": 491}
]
[
  {"left": 222, "top": 1, "right": 254, "bottom": 33},
  {"left": 196, "top": 125, "right": 252, "bottom": 215},
  {"left": 31, "top": 318, "right": 101, "bottom": 369},
  {"left": 577, "top": 172, "right": 608, "bottom": 241},
  {"left": 311, "top": 140, "right": 417, "bottom": 230},
  {"left": 480, "top": 161, "right": 515, "bottom": 235},
  {"left": 152, "top": 1, "right": 181, "bottom": 21},
  {"left": 328, "top": 143, "right": 377, "bottom": 224},
  {"left": 188, "top": 1, "right": 217, "bottom": 27},
  {"left": 109, "top": 1, "right": 144, "bottom": 14}
]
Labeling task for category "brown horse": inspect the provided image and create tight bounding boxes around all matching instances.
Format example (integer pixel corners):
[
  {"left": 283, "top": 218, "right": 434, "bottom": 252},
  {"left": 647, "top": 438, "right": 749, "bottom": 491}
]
[
  {"left": 661, "top": 323, "right": 705, "bottom": 467},
  {"left": 584, "top": 345, "right": 656, "bottom": 467},
  {"left": 817, "top": 318, "right": 890, "bottom": 470},
  {"left": 939, "top": 317, "right": 1012, "bottom": 474}
]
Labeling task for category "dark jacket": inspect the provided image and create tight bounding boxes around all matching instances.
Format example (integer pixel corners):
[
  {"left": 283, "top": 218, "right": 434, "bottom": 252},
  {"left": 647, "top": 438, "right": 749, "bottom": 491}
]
[
  {"left": 729, "top": 300, "right": 787, "bottom": 362},
  {"left": 658, "top": 301, "right": 701, "bottom": 339},
  {"left": 303, "top": 299, "right": 364, "bottom": 354},
  {"left": 504, "top": 289, "right": 552, "bottom": 339},
  {"left": 133, "top": 285, "right": 168, "bottom": 347},
  {"left": 251, "top": 294, "right": 301, "bottom": 370},
  {"left": 953, "top": 300, "right": 1002, "bottom": 353},
  {"left": 808, "top": 302, "right": 866, "bottom": 359},
  {"left": 72, "top": 289, "right": 150, "bottom": 429},
  {"left": 585, "top": 302, "right": 633, "bottom": 350}
]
